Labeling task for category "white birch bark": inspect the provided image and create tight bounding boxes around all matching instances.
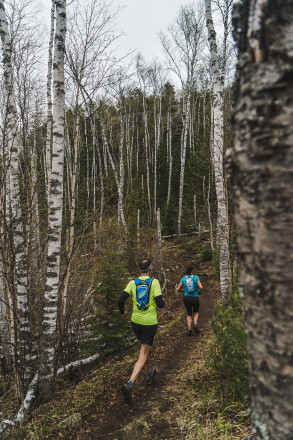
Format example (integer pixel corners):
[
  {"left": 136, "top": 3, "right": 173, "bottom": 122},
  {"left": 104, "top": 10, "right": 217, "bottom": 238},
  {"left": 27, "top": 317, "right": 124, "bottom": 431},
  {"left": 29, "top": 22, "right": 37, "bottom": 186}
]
[
  {"left": 90, "top": 121, "right": 97, "bottom": 248},
  {"left": 193, "top": 195, "right": 197, "bottom": 233},
  {"left": 85, "top": 118, "right": 90, "bottom": 215},
  {"left": 137, "top": 209, "right": 140, "bottom": 250},
  {"left": 153, "top": 96, "right": 161, "bottom": 219},
  {"left": 0, "top": 251, "right": 11, "bottom": 372},
  {"left": 178, "top": 93, "right": 191, "bottom": 239},
  {"left": 142, "top": 94, "right": 152, "bottom": 221},
  {"left": 205, "top": 0, "right": 230, "bottom": 302},
  {"left": 166, "top": 101, "right": 173, "bottom": 208},
  {"left": 0, "top": 0, "right": 31, "bottom": 393},
  {"left": 56, "top": 353, "right": 99, "bottom": 376},
  {"left": 207, "top": 169, "right": 214, "bottom": 250},
  {"left": 101, "top": 122, "right": 127, "bottom": 233},
  {"left": 198, "top": 220, "right": 201, "bottom": 243},
  {"left": 62, "top": 93, "right": 80, "bottom": 319},
  {"left": 45, "top": 0, "right": 56, "bottom": 197},
  {"left": 38, "top": 0, "right": 66, "bottom": 401},
  {"left": 156, "top": 209, "right": 166, "bottom": 291},
  {"left": 91, "top": 116, "right": 104, "bottom": 232},
  {"left": 118, "top": 114, "right": 126, "bottom": 229}
]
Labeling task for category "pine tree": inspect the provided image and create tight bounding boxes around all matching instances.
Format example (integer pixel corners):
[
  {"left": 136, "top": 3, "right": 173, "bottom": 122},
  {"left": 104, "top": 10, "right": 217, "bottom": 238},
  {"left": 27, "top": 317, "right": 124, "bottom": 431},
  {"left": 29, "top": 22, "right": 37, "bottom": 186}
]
[{"left": 91, "top": 251, "right": 132, "bottom": 355}]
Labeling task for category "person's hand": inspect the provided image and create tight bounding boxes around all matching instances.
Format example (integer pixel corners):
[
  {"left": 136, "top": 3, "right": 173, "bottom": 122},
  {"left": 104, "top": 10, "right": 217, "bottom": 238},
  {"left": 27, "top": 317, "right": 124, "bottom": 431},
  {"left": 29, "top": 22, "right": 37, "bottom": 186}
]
[{"left": 121, "top": 311, "right": 128, "bottom": 318}]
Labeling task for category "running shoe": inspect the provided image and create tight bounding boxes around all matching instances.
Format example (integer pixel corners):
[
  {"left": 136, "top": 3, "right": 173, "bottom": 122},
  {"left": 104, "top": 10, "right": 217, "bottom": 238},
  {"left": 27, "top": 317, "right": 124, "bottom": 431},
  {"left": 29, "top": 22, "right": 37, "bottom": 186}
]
[
  {"left": 187, "top": 329, "right": 192, "bottom": 336},
  {"left": 121, "top": 382, "right": 132, "bottom": 405},
  {"left": 146, "top": 368, "right": 157, "bottom": 385},
  {"left": 194, "top": 325, "right": 200, "bottom": 333}
]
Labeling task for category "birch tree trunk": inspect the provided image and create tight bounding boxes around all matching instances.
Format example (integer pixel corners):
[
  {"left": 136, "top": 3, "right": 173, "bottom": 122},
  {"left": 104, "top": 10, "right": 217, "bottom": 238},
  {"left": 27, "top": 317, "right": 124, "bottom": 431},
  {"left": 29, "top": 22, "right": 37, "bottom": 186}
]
[
  {"left": 91, "top": 116, "right": 104, "bottom": 233},
  {"left": 101, "top": 121, "right": 127, "bottom": 233},
  {"left": 205, "top": 0, "right": 230, "bottom": 302},
  {"left": 166, "top": 101, "right": 173, "bottom": 208},
  {"left": 142, "top": 95, "right": 152, "bottom": 221},
  {"left": 38, "top": 0, "right": 66, "bottom": 401},
  {"left": 0, "top": 249, "right": 11, "bottom": 375},
  {"left": 0, "top": 0, "right": 31, "bottom": 395},
  {"left": 178, "top": 93, "right": 190, "bottom": 239},
  {"left": 62, "top": 92, "right": 80, "bottom": 319},
  {"left": 156, "top": 209, "right": 166, "bottom": 291},
  {"left": 153, "top": 96, "right": 161, "bottom": 219},
  {"left": 232, "top": 0, "right": 293, "bottom": 438},
  {"left": 45, "top": 0, "right": 55, "bottom": 197},
  {"left": 137, "top": 209, "right": 140, "bottom": 250}
]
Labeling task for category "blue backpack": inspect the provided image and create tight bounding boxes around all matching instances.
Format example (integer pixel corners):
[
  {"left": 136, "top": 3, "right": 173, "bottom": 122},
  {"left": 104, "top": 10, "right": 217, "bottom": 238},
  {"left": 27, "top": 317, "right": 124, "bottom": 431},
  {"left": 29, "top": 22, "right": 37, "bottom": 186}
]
[{"left": 135, "top": 278, "right": 153, "bottom": 310}]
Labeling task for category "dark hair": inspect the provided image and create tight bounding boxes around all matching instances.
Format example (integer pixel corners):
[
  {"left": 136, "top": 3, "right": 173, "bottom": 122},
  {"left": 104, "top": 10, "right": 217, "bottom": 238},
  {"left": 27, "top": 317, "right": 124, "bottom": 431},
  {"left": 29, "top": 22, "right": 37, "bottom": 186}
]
[
  {"left": 185, "top": 265, "right": 193, "bottom": 275},
  {"left": 139, "top": 258, "right": 152, "bottom": 273}
]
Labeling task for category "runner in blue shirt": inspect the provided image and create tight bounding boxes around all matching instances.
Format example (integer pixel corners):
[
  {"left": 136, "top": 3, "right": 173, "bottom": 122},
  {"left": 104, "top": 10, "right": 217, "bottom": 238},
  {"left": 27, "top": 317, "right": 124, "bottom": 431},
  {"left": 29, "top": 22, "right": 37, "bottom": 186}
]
[{"left": 177, "top": 265, "right": 203, "bottom": 336}]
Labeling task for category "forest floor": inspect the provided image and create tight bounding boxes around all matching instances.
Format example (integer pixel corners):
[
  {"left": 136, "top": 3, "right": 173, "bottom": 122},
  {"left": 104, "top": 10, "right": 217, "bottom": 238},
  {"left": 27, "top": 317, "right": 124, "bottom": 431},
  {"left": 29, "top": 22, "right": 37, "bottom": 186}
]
[
  {"left": 74, "top": 244, "right": 218, "bottom": 440},
  {"left": 6, "top": 239, "right": 251, "bottom": 440}
]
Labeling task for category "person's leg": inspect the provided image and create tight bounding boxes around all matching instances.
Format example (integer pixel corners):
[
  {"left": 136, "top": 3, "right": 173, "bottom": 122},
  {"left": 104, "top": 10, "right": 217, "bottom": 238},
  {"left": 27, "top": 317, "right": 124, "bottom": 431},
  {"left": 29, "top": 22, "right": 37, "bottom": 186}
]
[
  {"left": 144, "top": 351, "right": 151, "bottom": 375},
  {"left": 130, "top": 343, "right": 151, "bottom": 383},
  {"left": 184, "top": 297, "right": 193, "bottom": 334},
  {"left": 193, "top": 299, "right": 200, "bottom": 333},
  {"left": 187, "top": 315, "right": 192, "bottom": 330}
]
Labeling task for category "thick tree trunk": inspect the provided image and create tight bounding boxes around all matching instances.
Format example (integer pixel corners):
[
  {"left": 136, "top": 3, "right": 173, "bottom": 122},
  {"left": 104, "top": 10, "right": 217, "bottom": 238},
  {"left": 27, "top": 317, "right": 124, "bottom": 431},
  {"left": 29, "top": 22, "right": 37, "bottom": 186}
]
[
  {"left": 232, "top": 0, "right": 293, "bottom": 438},
  {"left": 38, "top": 0, "right": 66, "bottom": 402}
]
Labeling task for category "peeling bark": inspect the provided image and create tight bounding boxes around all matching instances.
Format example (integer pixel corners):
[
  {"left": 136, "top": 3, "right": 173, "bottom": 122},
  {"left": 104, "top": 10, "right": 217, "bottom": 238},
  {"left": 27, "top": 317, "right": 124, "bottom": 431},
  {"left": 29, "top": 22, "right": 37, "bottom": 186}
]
[{"left": 232, "top": 0, "right": 293, "bottom": 438}]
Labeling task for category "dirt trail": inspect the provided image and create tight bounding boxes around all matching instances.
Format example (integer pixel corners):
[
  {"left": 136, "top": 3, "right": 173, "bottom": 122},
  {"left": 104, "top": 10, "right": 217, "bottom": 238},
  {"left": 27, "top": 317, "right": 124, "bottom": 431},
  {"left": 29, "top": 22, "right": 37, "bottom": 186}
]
[{"left": 76, "top": 254, "right": 219, "bottom": 440}]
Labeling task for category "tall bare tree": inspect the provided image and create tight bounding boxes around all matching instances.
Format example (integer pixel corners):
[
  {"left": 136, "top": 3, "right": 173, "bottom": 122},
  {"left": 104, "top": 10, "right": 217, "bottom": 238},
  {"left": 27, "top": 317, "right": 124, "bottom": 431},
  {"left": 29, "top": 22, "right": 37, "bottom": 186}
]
[
  {"left": 160, "top": 4, "right": 205, "bottom": 239},
  {"left": 38, "top": 0, "right": 66, "bottom": 402},
  {"left": 205, "top": 0, "right": 230, "bottom": 302},
  {"left": 0, "top": 0, "right": 34, "bottom": 396}
]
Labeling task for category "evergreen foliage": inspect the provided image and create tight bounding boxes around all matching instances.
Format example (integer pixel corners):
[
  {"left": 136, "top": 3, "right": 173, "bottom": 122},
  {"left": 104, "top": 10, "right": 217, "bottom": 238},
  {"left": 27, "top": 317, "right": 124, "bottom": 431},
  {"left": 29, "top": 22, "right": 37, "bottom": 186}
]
[
  {"left": 199, "top": 244, "right": 214, "bottom": 262},
  {"left": 208, "top": 292, "right": 248, "bottom": 401},
  {"left": 90, "top": 251, "right": 133, "bottom": 356}
]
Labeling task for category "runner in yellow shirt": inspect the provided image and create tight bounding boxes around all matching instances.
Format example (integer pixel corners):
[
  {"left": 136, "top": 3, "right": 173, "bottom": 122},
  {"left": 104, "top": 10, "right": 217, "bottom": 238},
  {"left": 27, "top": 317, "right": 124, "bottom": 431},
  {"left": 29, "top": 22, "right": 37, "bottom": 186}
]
[{"left": 118, "top": 258, "right": 165, "bottom": 405}]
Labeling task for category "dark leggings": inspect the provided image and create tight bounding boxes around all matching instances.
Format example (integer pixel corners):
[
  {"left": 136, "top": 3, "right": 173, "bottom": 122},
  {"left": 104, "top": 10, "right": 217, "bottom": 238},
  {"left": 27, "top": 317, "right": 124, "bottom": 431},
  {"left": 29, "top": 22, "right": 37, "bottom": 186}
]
[{"left": 184, "top": 296, "right": 199, "bottom": 316}]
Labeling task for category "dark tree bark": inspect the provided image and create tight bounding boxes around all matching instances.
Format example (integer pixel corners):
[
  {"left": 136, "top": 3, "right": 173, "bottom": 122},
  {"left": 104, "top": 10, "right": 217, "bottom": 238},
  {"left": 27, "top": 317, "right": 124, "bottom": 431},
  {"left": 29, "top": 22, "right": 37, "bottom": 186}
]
[{"left": 232, "top": 1, "right": 293, "bottom": 439}]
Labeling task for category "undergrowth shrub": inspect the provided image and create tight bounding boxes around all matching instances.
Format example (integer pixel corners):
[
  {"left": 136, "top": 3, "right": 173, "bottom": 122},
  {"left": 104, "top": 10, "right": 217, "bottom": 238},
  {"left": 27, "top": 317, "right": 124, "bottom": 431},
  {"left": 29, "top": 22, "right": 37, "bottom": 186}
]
[
  {"left": 80, "top": 250, "right": 133, "bottom": 357},
  {"left": 199, "top": 244, "right": 213, "bottom": 262},
  {"left": 208, "top": 292, "right": 248, "bottom": 402},
  {"left": 212, "top": 248, "right": 220, "bottom": 279}
]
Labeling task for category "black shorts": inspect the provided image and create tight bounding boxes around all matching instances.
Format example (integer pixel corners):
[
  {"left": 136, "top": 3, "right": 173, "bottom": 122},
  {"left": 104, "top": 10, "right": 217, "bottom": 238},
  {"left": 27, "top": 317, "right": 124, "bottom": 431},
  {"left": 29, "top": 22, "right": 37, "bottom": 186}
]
[
  {"left": 131, "top": 322, "right": 158, "bottom": 346},
  {"left": 184, "top": 296, "right": 200, "bottom": 316}
]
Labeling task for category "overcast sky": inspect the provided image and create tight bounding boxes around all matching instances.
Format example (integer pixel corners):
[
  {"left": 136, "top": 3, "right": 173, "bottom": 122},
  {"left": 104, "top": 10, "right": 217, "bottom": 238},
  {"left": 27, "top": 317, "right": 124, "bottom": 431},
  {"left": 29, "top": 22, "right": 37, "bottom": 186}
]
[
  {"left": 41, "top": 0, "right": 195, "bottom": 63},
  {"left": 110, "top": 0, "right": 193, "bottom": 62}
]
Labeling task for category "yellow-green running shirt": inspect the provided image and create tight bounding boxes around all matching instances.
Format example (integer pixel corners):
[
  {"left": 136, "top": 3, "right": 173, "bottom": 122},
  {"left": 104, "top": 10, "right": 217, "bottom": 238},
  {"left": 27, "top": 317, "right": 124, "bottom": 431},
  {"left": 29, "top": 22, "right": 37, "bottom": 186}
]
[{"left": 124, "top": 276, "right": 162, "bottom": 325}]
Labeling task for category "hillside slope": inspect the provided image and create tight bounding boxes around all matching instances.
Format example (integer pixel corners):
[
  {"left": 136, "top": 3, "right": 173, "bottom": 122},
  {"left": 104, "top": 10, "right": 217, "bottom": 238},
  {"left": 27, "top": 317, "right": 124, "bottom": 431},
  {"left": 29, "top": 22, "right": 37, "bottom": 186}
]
[{"left": 7, "top": 241, "right": 250, "bottom": 440}]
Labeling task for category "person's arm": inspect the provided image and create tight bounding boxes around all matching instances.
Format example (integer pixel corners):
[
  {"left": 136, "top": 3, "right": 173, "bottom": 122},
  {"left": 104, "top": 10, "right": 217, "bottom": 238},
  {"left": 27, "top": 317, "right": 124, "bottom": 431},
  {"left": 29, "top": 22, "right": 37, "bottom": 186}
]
[
  {"left": 177, "top": 282, "right": 183, "bottom": 291},
  {"left": 118, "top": 291, "right": 130, "bottom": 315},
  {"left": 152, "top": 278, "right": 165, "bottom": 308},
  {"left": 197, "top": 279, "right": 203, "bottom": 292},
  {"left": 155, "top": 295, "right": 165, "bottom": 308}
]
